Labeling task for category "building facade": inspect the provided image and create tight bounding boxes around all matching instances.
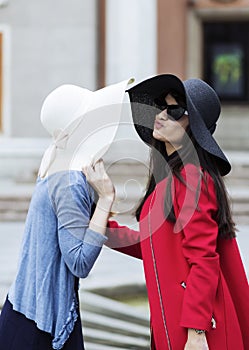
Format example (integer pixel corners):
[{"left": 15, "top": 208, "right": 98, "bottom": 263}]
[{"left": 0, "top": 0, "right": 248, "bottom": 182}]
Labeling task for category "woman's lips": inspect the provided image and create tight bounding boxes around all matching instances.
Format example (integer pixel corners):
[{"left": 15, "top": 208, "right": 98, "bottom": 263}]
[{"left": 154, "top": 120, "right": 164, "bottom": 129}]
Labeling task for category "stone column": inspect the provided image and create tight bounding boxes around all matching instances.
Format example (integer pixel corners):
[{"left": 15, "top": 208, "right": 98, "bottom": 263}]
[{"left": 105, "top": 0, "right": 157, "bottom": 85}]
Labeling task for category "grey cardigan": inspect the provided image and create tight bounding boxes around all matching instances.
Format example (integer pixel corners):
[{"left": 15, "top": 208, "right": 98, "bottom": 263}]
[{"left": 8, "top": 171, "right": 107, "bottom": 349}]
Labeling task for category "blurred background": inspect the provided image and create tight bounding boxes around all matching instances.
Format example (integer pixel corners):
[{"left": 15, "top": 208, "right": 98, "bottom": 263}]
[{"left": 0, "top": 0, "right": 249, "bottom": 349}]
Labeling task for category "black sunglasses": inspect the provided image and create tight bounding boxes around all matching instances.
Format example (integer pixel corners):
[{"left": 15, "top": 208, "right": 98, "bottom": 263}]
[{"left": 156, "top": 102, "right": 188, "bottom": 121}]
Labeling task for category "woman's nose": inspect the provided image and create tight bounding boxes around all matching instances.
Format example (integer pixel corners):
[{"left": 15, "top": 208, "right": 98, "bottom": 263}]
[{"left": 157, "top": 110, "right": 167, "bottom": 121}]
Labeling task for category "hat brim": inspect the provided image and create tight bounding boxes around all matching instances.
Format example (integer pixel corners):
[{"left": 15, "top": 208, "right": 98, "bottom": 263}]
[
  {"left": 127, "top": 74, "right": 231, "bottom": 176},
  {"left": 39, "top": 78, "right": 134, "bottom": 177}
]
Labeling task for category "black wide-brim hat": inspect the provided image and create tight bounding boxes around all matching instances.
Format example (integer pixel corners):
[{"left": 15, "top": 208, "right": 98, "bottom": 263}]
[{"left": 127, "top": 74, "right": 231, "bottom": 176}]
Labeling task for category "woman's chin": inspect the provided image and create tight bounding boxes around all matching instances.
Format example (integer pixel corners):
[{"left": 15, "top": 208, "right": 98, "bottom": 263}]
[{"left": 153, "top": 129, "right": 165, "bottom": 142}]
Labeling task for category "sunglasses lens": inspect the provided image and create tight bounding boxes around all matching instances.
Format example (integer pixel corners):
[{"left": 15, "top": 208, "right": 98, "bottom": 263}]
[
  {"left": 167, "top": 106, "right": 186, "bottom": 120},
  {"left": 155, "top": 101, "right": 187, "bottom": 120}
]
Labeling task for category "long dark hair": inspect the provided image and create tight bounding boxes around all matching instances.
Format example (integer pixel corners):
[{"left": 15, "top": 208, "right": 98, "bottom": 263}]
[{"left": 135, "top": 128, "right": 236, "bottom": 240}]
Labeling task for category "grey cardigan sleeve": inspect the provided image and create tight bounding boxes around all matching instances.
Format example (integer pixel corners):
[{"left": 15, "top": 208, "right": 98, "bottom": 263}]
[{"left": 52, "top": 171, "right": 107, "bottom": 278}]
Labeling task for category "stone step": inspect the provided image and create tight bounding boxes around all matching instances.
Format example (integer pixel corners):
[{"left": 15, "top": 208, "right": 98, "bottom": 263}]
[
  {"left": 2, "top": 200, "right": 249, "bottom": 217},
  {"left": 0, "top": 189, "right": 249, "bottom": 221},
  {"left": 0, "top": 180, "right": 33, "bottom": 221},
  {"left": 84, "top": 342, "right": 124, "bottom": 350},
  {"left": 79, "top": 291, "right": 150, "bottom": 349},
  {"left": 80, "top": 291, "right": 149, "bottom": 327},
  {"left": 0, "top": 152, "right": 248, "bottom": 221},
  {"left": 84, "top": 344, "right": 126, "bottom": 350},
  {"left": 232, "top": 203, "right": 249, "bottom": 215},
  {"left": 82, "top": 311, "right": 149, "bottom": 338},
  {"left": 82, "top": 328, "right": 149, "bottom": 349},
  {"left": 233, "top": 215, "right": 249, "bottom": 226}
]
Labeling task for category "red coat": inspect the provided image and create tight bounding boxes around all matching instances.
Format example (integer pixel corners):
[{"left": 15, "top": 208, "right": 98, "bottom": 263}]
[{"left": 107, "top": 165, "right": 249, "bottom": 350}]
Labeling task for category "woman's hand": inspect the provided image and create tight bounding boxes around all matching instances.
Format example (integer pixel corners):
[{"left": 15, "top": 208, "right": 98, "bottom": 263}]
[
  {"left": 184, "top": 329, "right": 209, "bottom": 350},
  {"left": 83, "top": 159, "right": 115, "bottom": 203},
  {"left": 82, "top": 159, "right": 115, "bottom": 235}
]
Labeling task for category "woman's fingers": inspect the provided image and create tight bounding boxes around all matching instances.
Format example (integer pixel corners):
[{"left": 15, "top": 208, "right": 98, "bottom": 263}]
[
  {"left": 83, "top": 157, "right": 114, "bottom": 235},
  {"left": 85, "top": 159, "right": 106, "bottom": 179},
  {"left": 96, "top": 160, "right": 107, "bottom": 178},
  {"left": 82, "top": 164, "right": 92, "bottom": 179},
  {"left": 82, "top": 159, "right": 99, "bottom": 177},
  {"left": 91, "top": 159, "right": 104, "bottom": 173},
  {"left": 82, "top": 159, "right": 114, "bottom": 199}
]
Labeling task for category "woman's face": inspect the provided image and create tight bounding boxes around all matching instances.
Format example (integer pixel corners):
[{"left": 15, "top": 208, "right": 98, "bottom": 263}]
[{"left": 153, "top": 93, "right": 189, "bottom": 155}]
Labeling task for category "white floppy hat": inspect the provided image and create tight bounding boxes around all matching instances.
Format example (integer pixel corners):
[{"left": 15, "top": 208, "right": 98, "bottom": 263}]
[
  {"left": 39, "top": 78, "right": 134, "bottom": 178},
  {"left": 40, "top": 84, "right": 93, "bottom": 137}
]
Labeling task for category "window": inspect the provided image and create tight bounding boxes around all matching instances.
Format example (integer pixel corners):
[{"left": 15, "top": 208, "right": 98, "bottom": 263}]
[{"left": 203, "top": 21, "right": 249, "bottom": 103}]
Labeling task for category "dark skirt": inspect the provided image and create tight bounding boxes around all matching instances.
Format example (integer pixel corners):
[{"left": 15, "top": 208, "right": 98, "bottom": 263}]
[{"left": 0, "top": 297, "right": 85, "bottom": 350}]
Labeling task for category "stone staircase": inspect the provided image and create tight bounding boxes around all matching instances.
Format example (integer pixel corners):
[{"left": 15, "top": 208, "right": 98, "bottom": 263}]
[
  {"left": 0, "top": 182, "right": 34, "bottom": 222},
  {"left": 80, "top": 291, "right": 150, "bottom": 349},
  {"left": 0, "top": 159, "right": 148, "bottom": 222},
  {"left": 225, "top": 152, "right": 249, "bottom": 225},
  {"left": 0, "top": 152, "right": 248, "bottom": 224}
]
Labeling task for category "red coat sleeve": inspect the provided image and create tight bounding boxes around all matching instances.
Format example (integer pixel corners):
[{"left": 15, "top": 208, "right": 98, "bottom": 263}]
[
  {"left": 106, "top": 220, "right": 142, "bottom": 259},
  {"left": 174, "top": 165, "right": 220, "bottom": 331}
]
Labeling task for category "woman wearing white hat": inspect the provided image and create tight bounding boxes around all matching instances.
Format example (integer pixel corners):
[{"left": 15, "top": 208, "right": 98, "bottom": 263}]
[{"left": 0, "top": 78, "right": 133, "bottom": 350}]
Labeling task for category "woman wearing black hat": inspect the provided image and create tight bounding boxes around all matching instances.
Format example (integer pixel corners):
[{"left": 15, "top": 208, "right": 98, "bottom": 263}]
[{"left": 83, "top": 75, "right": 249, "bottom": 350}]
